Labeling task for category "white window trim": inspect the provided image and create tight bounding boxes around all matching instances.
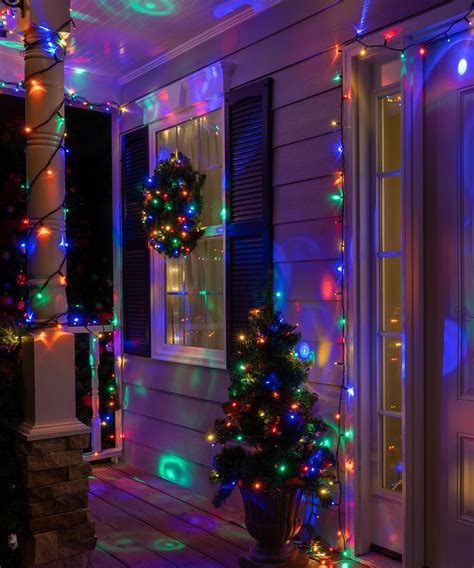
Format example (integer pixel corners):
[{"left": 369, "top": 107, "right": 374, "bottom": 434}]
[{"left": 148, "top": 95, "right": 227, "bottom": 370}]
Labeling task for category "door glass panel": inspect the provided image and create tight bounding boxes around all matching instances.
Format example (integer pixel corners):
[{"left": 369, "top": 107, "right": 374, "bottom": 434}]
[
  {"left": 380, "top": 176, "right": 401, "bottom": 251},
  {"left": 382, "top": 337, "right": 402, "bottom": 412},
  {"left": 382, "top": 416, "right": 403, "bottom": 492},
  {"left": 380, "top": 93, "right": 401, "bottom": 171},
  {"left": 381, "top": 257, "right": 402, "bottom": 332}
]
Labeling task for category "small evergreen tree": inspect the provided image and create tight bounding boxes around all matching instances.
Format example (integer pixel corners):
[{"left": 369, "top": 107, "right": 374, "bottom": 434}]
[{"left": 208, "top": 291, "right": 335, "bottom": 507}]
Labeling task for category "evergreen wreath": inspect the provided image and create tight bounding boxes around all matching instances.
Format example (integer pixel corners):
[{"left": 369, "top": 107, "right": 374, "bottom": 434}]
[{"left": 142, "top": 152, "right": 206, "bottom": 259}]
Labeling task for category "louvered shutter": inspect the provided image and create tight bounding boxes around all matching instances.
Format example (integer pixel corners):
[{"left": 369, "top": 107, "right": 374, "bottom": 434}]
[
  {"left": 225, "top": 78, "right": 273, "bottom": 350},
  {"left": 122, "top": 126, "right": 150, "bottom": 357}
]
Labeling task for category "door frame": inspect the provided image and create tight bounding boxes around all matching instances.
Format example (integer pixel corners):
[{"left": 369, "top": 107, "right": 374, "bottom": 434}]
[
  {"left": 343, "top": 3, "right": 473, "bottom": 566},
  {"left": 343, "top": 19, "right": 424, "bottom": 568}
]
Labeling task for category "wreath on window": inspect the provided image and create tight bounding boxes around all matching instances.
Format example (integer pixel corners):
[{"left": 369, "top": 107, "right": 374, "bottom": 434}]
[{"left": 142, "top": 152, "right": 206, "bottom": 259}]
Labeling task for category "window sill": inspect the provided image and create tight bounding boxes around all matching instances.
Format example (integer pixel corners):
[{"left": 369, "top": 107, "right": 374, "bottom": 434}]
[{"left": 152, "top": 346, "right": 227, "bottom": 370}]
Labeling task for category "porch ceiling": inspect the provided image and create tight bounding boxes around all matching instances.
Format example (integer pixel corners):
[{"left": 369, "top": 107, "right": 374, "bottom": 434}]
[{"left": 0, "top": 0, "right": 282, "bottom": 82}]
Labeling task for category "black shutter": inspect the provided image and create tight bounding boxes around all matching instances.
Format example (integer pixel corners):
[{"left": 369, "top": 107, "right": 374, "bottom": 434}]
[
  {"left": 225, "top": 78, "right": 273, "bottom": 351},
  {"left": 122, "top": 126, "right": 150, "bottom": 357}
]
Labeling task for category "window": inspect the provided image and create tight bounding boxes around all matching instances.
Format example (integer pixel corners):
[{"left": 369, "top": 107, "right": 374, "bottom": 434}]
[
  {"left": 151, "top": 110, "right": 225, "bottom": 367},
  {"left": 375, "top": 90, "right": 403, "bottom": 493}
]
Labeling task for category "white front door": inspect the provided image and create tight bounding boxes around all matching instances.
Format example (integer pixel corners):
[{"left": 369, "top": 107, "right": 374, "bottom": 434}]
[{"left": 425, "top": 31, "right": 474, "bottom": 568}]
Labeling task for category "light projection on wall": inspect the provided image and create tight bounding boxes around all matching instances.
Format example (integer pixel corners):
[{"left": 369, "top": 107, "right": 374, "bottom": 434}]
[
  {"left": 458, "top": 57, "right": 468, "bottom": 75},
  {"left": 443, "top": 319, "right": 467, "bottom": 376},
  {"left": 69, "top": 10, "right": 98, "bottom": 23},
  {"left": 213, "top": 0, "right": 267, "bottom": 19},
  {"left": 354, "top": 0, "right": 372, "bottom": 35},
  {"left": 158, "top": 453, "right": 192, "bottom": 487},
  {"left": 97, "top": 0, "right": 176, "bottom": 17},
  {"left": 0, "top": 39, "right": 23, "bottom": 50}
]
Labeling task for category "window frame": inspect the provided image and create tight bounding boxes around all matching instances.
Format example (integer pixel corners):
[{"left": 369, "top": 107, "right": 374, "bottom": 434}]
[{"left": 148, "top": 99, "right": 227, "bottom": 369}]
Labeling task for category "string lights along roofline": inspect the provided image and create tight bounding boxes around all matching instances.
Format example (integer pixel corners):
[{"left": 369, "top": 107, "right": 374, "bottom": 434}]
[
  {"left": 2, "top": 1, "right": 472, "bottom": 114},
  {"left": 0, "top": 16, "right": 123, "bottom": 113},
  {"left": 350, "top": 1, "right": 474, "bottom": 57}
]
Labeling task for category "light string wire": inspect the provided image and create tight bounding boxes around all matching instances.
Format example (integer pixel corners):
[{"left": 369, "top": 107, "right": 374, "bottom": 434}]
[
  {"left": 1, "top": 15, "right": 121, "bottom": 455},
  {"left": 1, "top": 2, "right": 473, "bottom": 114},
  {"left": 305, "top": 82, "right": 347, "bottom": 564},
  {"left": 3, "top": 0, "right": 473, "bottom": 546},
  {"left": 351, "top": 2, "right": 474, "bottom": 55},
  {"left": 19, "top": 20, "right": 72, "bottom": 328},
  {"left": 308, "top": 3, "right": 474, "bottom": 560},
  {"left": 335, "top": 69, "right": 347, "bottom": 553},
  {"left": 3, "top": 18, "right": 116, "bottom": 332}
]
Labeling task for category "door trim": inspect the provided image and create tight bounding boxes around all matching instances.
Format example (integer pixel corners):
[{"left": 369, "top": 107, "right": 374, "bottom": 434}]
[
  {"left": 344, "top": 3, "right": 473, "bottom": 566},
  {"left": 343, "top": 37, "right": 424, "bottom": 568}
]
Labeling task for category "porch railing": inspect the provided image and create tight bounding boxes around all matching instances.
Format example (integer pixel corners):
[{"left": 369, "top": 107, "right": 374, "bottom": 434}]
[{"left": 67, "top": 325, "right": 123, "bottom": 462}]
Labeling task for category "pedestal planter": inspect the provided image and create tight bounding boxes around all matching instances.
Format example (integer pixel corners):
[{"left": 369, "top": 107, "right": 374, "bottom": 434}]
[{"left": 239, "top": 487, "right": 308, "bottom": 567}]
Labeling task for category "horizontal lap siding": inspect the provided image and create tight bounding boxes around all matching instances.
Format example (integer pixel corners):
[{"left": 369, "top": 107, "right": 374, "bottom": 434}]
[{"left": 122, "top": 0, "right": 450, "bottom": 542}]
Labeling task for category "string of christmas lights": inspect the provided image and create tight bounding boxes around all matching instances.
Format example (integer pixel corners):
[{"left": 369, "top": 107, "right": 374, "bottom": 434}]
[
  {"left": 1, "top": 1, "right": 472, "bottom": 118},
  {"left": 4, "top": 18, "right": 117, "bottom": 330},
  {"left": 351, "top": 1, "right": 474, "bottom": 57},
  {"left": 304, "top": 85, "right": 350, "bottom": 564},
  {"left": 306, "top": 5, "right": 474, "bottom": 560},
  {"left": 0, "top": 17, "right": 122, "bottom": 113},
  {"left": 0, "top": 16, "right": 121, "bottom": 452}
]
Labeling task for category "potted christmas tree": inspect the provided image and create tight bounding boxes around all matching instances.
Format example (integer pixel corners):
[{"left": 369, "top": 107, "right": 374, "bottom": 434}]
[{"left": 207, "top": 292, "right": 335, "bottom": 567}]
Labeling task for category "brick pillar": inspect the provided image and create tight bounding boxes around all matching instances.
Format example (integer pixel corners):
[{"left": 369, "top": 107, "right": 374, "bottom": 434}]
[{"left": 17, "top": 435, "right": 96, "bottom": 567}]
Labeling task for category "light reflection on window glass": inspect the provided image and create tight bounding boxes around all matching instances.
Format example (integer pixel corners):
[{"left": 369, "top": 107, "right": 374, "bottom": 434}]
[
  {"left": 383, "top": 416, "right": 403, "bottom": 492},
  {"left": 157, "top": 112, "right": 224, "bottom": 351}
]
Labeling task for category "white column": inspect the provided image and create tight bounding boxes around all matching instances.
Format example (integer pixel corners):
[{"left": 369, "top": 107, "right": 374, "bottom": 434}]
[
  {"left": 18, "top": 0, "right": 89, "bottom": 441},
  {"left": 24, "top": 25, "right": 68, "bottom": 321}
]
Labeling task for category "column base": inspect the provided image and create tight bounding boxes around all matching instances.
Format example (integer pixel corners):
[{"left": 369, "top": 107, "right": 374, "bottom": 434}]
[
  {"left": 18, "top": 419, "right": 90, "bottom": 442},
  {"left": 17, "top": 433, "right": 97, "bottom": 567},
  {"left": 24, "top": 551, "right": 93, "bottom": 568}
]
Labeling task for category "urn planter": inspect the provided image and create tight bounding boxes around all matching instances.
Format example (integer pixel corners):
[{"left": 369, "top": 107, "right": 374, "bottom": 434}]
[{"left": 239, "top": 487, "right": 308, "bottom": 567}]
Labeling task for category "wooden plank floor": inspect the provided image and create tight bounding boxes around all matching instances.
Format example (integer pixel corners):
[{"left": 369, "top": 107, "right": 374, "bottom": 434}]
[{"left": 90, "top": 464, "right": 369, "bottom": 568}]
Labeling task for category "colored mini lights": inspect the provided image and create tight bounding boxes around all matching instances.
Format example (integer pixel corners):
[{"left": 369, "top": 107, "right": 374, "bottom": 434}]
[
  {"left": 142, "top": 152, "right": 205, "bottom": 259},
  {"left": 354, "top": 3, "right": 473, "bottom": 63},
  {"left": 207, "top": 297, "right": 336, "bottom": 514}
]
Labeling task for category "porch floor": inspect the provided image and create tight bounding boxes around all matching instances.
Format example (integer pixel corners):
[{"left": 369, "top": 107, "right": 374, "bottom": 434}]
[{"left": 89, "top": 464, "right": 370, "bottom": 568}]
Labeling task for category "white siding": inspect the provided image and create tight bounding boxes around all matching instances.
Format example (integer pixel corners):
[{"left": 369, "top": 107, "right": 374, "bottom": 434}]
[{"left": 120, "top": 0, "right": 450, "bottom": 544}]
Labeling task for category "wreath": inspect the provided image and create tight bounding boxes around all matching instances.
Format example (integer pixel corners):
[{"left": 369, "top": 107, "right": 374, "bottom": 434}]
[{"left": 142, "top": 152, "right": 206, "bottom": 258}]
